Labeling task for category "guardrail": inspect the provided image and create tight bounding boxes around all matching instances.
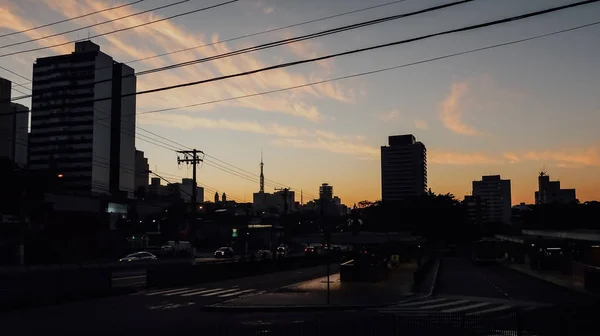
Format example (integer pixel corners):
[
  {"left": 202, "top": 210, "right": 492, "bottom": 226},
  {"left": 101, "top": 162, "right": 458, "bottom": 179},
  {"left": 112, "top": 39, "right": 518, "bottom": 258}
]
[{"left": 166, "top": 306, "right": 599, "bottom": 336}]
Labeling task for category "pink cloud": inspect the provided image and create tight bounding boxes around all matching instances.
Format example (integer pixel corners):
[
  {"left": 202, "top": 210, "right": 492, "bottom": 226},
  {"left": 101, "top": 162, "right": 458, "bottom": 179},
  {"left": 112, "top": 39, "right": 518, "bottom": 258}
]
[{"left": 440, "top": 81, "right": 482, "bottom": 136}]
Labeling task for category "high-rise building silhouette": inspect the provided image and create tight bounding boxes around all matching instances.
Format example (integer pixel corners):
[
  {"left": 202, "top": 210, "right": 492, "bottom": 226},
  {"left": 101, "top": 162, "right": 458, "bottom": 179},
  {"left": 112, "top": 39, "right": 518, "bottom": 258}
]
[
  {"left": 380, "top": 134, "right": 427, "bottom": 201},
  {"left": 535, "top": 170, "right": 576, "bottom": 204},
  {"left": 28, "top": 41, "right": 136, "bottom": 198},
  {"left": 472, "top": 175, "right": 512, "bottom": 224},
  {"left": 319, "top": 183, "right": 333, "bottom": 200},
  {"left": 0, "top": 78, "right": 29, "bottom": 167}
]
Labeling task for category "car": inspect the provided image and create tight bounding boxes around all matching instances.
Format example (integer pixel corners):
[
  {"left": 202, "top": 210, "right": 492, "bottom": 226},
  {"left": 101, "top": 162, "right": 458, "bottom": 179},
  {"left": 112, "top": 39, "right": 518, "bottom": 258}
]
[
  {"left": 119, "top": 252, "right": 157, "bottom": 262},
  {"left": 305, "top": 246, "right": 323, "bottom": 257},
  {"left": 256, "top": 249, "right": 272, "bottom": 260},
  {"left": 214, "top": 247, "right": 234, "bottom": 258},
  {"left": 276, "top": 245, "right": 289, "bottom": 258}
]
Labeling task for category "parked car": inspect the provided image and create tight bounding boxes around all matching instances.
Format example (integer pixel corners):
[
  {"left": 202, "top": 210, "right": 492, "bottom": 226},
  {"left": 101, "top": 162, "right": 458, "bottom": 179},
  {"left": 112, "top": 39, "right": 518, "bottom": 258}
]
[
  {"left": 119, "top": 251, "right": 157, "bottom": 262},
  {"left": 256, "top": 249, "right": 272, "bottom": 260},
  {"left": 214, "top": 247, "right": 234, "bottom": 258},
  {"left": 305, "top": 246, "right": 324, "bottom": 257}
]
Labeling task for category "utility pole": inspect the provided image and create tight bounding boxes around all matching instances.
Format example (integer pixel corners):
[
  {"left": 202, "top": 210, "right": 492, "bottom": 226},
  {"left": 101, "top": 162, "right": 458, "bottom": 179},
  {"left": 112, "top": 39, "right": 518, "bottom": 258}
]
[{"left": 177, "top": 149, "right": 203, "bottom": 242}]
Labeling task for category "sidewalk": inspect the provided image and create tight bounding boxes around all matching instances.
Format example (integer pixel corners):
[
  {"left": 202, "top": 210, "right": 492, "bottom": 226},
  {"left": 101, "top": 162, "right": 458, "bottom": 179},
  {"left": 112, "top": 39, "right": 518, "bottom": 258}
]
[
  {"left": 207, "top": 261, "right": 417, "bottom": 310},
  {"left": 507, "top": 263, "right": 598, "bottom": 297}
]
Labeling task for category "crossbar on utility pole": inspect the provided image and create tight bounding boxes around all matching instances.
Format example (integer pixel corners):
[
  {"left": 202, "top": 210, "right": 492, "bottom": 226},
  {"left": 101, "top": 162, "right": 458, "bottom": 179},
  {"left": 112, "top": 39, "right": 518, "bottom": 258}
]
[{"left": 177, "top": 149, "right": 203, "bottom": 240}]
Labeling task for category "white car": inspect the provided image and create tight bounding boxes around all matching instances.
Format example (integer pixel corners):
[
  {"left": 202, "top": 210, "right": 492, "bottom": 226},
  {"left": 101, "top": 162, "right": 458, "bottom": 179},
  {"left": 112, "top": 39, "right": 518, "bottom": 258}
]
[{"left": 119, "top": 252, "right": 157, "bottom": 262}]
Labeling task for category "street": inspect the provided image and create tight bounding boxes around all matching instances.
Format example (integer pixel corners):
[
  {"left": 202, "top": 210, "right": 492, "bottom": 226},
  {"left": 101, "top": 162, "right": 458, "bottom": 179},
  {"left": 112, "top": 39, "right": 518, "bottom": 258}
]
[
  {"left": 437, "top": 257, "right": 595, "bottom": 305},
  {"left": 0, "top": 264, "right": 340, "bottom": 334}
]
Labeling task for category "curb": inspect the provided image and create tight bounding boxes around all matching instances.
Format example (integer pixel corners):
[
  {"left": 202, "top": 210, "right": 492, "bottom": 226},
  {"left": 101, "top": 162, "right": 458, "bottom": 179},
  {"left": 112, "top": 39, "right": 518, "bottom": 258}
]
[
  {"left": 428, "top": 257, "right": 442, "bottom": 297},
  {"left": 204, "top": 301, "right": 406, "bottom": 313}
]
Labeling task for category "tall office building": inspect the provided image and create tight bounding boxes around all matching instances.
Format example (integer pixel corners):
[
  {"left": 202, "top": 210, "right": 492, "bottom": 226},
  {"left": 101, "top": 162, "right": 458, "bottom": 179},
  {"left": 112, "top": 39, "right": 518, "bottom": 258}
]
[
  {"left": 0, "top": 78, "right": 29, "bottom": 167},
  {"left": 381, "top": 134, "right": 427, "bottom": 201},
  {"left": 535, "top": 171, "right": 576, "bottom": 204},
  {"left": 319, "top": 183, "right": 333, "bottom": 200},
  {"left": 134, "top": 149, "right": 149, "bottom": 197},
  {"left": 472, "top": 175, "right": 512, "bottom": 224},
  {"left": 28, "top": 41, "right": 136, "bottom": 198}
]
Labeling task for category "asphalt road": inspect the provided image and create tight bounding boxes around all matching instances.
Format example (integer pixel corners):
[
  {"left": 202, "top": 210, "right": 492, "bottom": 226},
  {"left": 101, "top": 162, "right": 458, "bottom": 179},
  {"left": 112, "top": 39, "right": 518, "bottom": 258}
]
[
  {"left": 0, "top": 264, "right": 340, "bottom": 335},
  {"left": 437, "top": 257, "right": 595, "bottom": 305}
]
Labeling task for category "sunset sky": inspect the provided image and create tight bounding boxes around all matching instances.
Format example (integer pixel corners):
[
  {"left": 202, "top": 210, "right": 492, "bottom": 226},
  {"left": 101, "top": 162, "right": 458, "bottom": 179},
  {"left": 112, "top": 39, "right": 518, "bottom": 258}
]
[{"left": 1, "top": 0, "right": 599, "bottom": 206}]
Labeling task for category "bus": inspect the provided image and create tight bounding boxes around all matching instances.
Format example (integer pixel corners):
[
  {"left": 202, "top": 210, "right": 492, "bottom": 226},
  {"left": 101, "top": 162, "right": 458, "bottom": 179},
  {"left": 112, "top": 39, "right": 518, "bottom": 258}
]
[{"left": 471, "top": 238, "right": 504, "bottom": 264}]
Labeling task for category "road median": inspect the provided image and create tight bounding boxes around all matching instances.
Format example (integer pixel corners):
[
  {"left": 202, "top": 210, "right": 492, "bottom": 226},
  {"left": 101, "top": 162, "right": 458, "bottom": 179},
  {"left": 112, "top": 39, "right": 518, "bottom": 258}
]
[{"left": 206, "top": 262, "right": 416, "bottom": 312}]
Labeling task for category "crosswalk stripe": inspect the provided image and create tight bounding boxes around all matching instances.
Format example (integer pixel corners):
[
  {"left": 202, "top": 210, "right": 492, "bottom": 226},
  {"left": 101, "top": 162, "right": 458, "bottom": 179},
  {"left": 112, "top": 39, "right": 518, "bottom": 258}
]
[
  {"left": 163, "top": 288, "right": 205, "bottom": 296},
  {"left": 219, "top": 289, "right": 256, "bottom": 297},
  {"left": 200, "top": 288, "right": 241, "bottom": 297},
  {"left": 396, "top": 298, "right": 449, "bottom": 307},
  {"left": 145, "top": 288, "right": 190, "bottom": 296},
  {"left": 442, "top": 302, "right": 492, "bottom": 313},
  {"left": 179, "top": 288, "right": 224, "bottom": 297},
  {"left": 466, "top": 304, "right": 513, "bottom": 316},
  {"left": 416, "top": 299, "right": 470, "bottom": 310}
]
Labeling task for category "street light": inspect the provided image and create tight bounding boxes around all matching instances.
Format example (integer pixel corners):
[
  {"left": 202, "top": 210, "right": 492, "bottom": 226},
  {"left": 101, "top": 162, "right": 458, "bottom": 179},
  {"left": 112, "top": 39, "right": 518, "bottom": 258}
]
[{"left": 57, "top": 173, "right": 63, "bottom": 178}]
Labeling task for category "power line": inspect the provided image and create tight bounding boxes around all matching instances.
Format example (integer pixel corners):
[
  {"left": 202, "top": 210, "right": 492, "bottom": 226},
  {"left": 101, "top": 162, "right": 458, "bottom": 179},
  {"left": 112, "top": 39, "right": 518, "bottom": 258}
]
[
  {"left": 0, "top": 0, "right": 145, "bottom": 38},
  {"left": 0, "top": 65, "right": 31, "bottom": 82},
  {"left": 2, "top": 18, "right": 599, "bottom": 128},
  {"left": 10, "top": 0, "right": 408, "bottom": 87},
  {"left": 124, "top": 0, "right": 600, "bottom": 99},
  {"left": 0, "top": 0, "right": 191, "bottom": 49},
  {"left": 7, "top": 0, "right": 595, "bottom": 113},
  {"left": 123, "top": 0, "right": 408, "bottom": 66},
  {"left": 12, "top": 0, "right": 471, "bottom": 100},
  {"left": 0, "top": 0, "right": 239, "bottom": 58}
]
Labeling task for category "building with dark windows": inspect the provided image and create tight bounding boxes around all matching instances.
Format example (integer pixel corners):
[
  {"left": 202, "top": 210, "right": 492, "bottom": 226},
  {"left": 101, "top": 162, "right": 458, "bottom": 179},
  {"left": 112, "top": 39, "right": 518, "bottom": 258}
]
[
  {"left": 535, "top": 171, "right": 576, "bottom": 204},
  {"left": 28, "top": 41, "right": 136, "bottom": 198},
  {"left": 0, "top": 78, "right": 29, "bottom": 167},
  {"left": 472, "top": 175, "right": 512, "bottom": 224},
  {"left": 134, "top": 149, "right": 149, "bottom": 198},
  {"left": 319, "top": 183, "right": 333, "bottom": 201},
  {"left": 380, "top": 134, "right": 427, "bottom": 201}
]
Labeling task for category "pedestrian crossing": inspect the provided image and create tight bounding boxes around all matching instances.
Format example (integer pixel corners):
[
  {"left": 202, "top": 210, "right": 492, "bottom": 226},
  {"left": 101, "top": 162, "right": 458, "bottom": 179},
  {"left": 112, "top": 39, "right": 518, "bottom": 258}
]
[
  {"left": 139, "top": 286, "right": 263, "bottom": 300},
  {"left": 375, "top": 296, "right": 543, "bottom": 317}
]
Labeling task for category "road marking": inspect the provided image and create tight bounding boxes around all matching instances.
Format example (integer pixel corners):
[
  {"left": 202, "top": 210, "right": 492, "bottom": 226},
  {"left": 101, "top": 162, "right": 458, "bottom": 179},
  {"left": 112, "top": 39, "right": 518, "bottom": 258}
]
[
  {"left": 219, "top": 289, "right": 256, "bottom": 297},
  {"left": 442, "top": 302, "right": 492, "bottom": 313},
  {"left": 416, "top": 299, "right": 470, "bottom": 310},
  {"left": 398, "top": 298, "right": 449, "bottom": 307},
  {"left": 164, "top": 288, "right": 205, "bottom": 296},
  {"left": 145, "top": 288, "right": 190, "bottom": 296},
  {"left": 180, "top": 288, "right": 224, "bottom": 297},
  {"left": 201, "top": 288, "right": 241, "bottom": 297},
  {"left": 466, "top": 304, "right": 513, "bottom": 316},
  {"left": 112, "top": 275, "right": 146, "bottom": 281}
]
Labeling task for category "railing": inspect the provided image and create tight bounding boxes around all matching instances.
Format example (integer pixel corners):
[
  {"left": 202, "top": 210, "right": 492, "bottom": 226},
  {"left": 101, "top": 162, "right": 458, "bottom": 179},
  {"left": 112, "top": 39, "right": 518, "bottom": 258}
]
[{"left": 191, "top": 305, "right": 599, "bottom": 336}]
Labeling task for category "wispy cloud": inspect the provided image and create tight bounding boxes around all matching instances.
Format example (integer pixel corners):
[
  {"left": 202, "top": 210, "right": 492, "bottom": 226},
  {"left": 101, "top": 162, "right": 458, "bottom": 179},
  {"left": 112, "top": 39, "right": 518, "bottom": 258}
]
[
  {"left": 440, "top": 81, "right": 481, "bottom": 136},
  {"left": 524, "top": 143, "right": 600, "bottom": 167},
  {"left": 429, "top": 151, "right": 501, "bottom": 165},
  {"left": 379, "top": 109, "right": 400, "bottom": 121},
  {"left": 2, "top": 0, "right": 357, "bottom": 123},
  {"left": 271, "top": 138, "right": 380, "bottom": 158},
  {"left": 414, "top": 119, "right": 429, "bottom": 130},
  {"left": 503, "top": 152, "right": 520, "bottom": 163}
]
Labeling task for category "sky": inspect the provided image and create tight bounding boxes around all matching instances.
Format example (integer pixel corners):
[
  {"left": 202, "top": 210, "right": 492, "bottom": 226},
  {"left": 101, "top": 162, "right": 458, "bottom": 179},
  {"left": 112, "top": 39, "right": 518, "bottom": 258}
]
[{"left": 1, "top": 0, "right": 599, "bottom": 206}]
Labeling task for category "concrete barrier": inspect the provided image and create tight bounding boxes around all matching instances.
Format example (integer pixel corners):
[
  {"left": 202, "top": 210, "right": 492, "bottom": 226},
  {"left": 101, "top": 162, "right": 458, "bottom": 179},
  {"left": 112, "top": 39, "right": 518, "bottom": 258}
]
[
  {"left": 0, "top": 268, "right": 112, "bottom": 310},
  {"left": 413, "top": 256, "right": 434, "bottom": 292},
  {"left": 146, "top": 255, "right": 334, "bottom": 288},
  {"left": 339, "top": 259, "right": 389, "bottom": 282}
]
